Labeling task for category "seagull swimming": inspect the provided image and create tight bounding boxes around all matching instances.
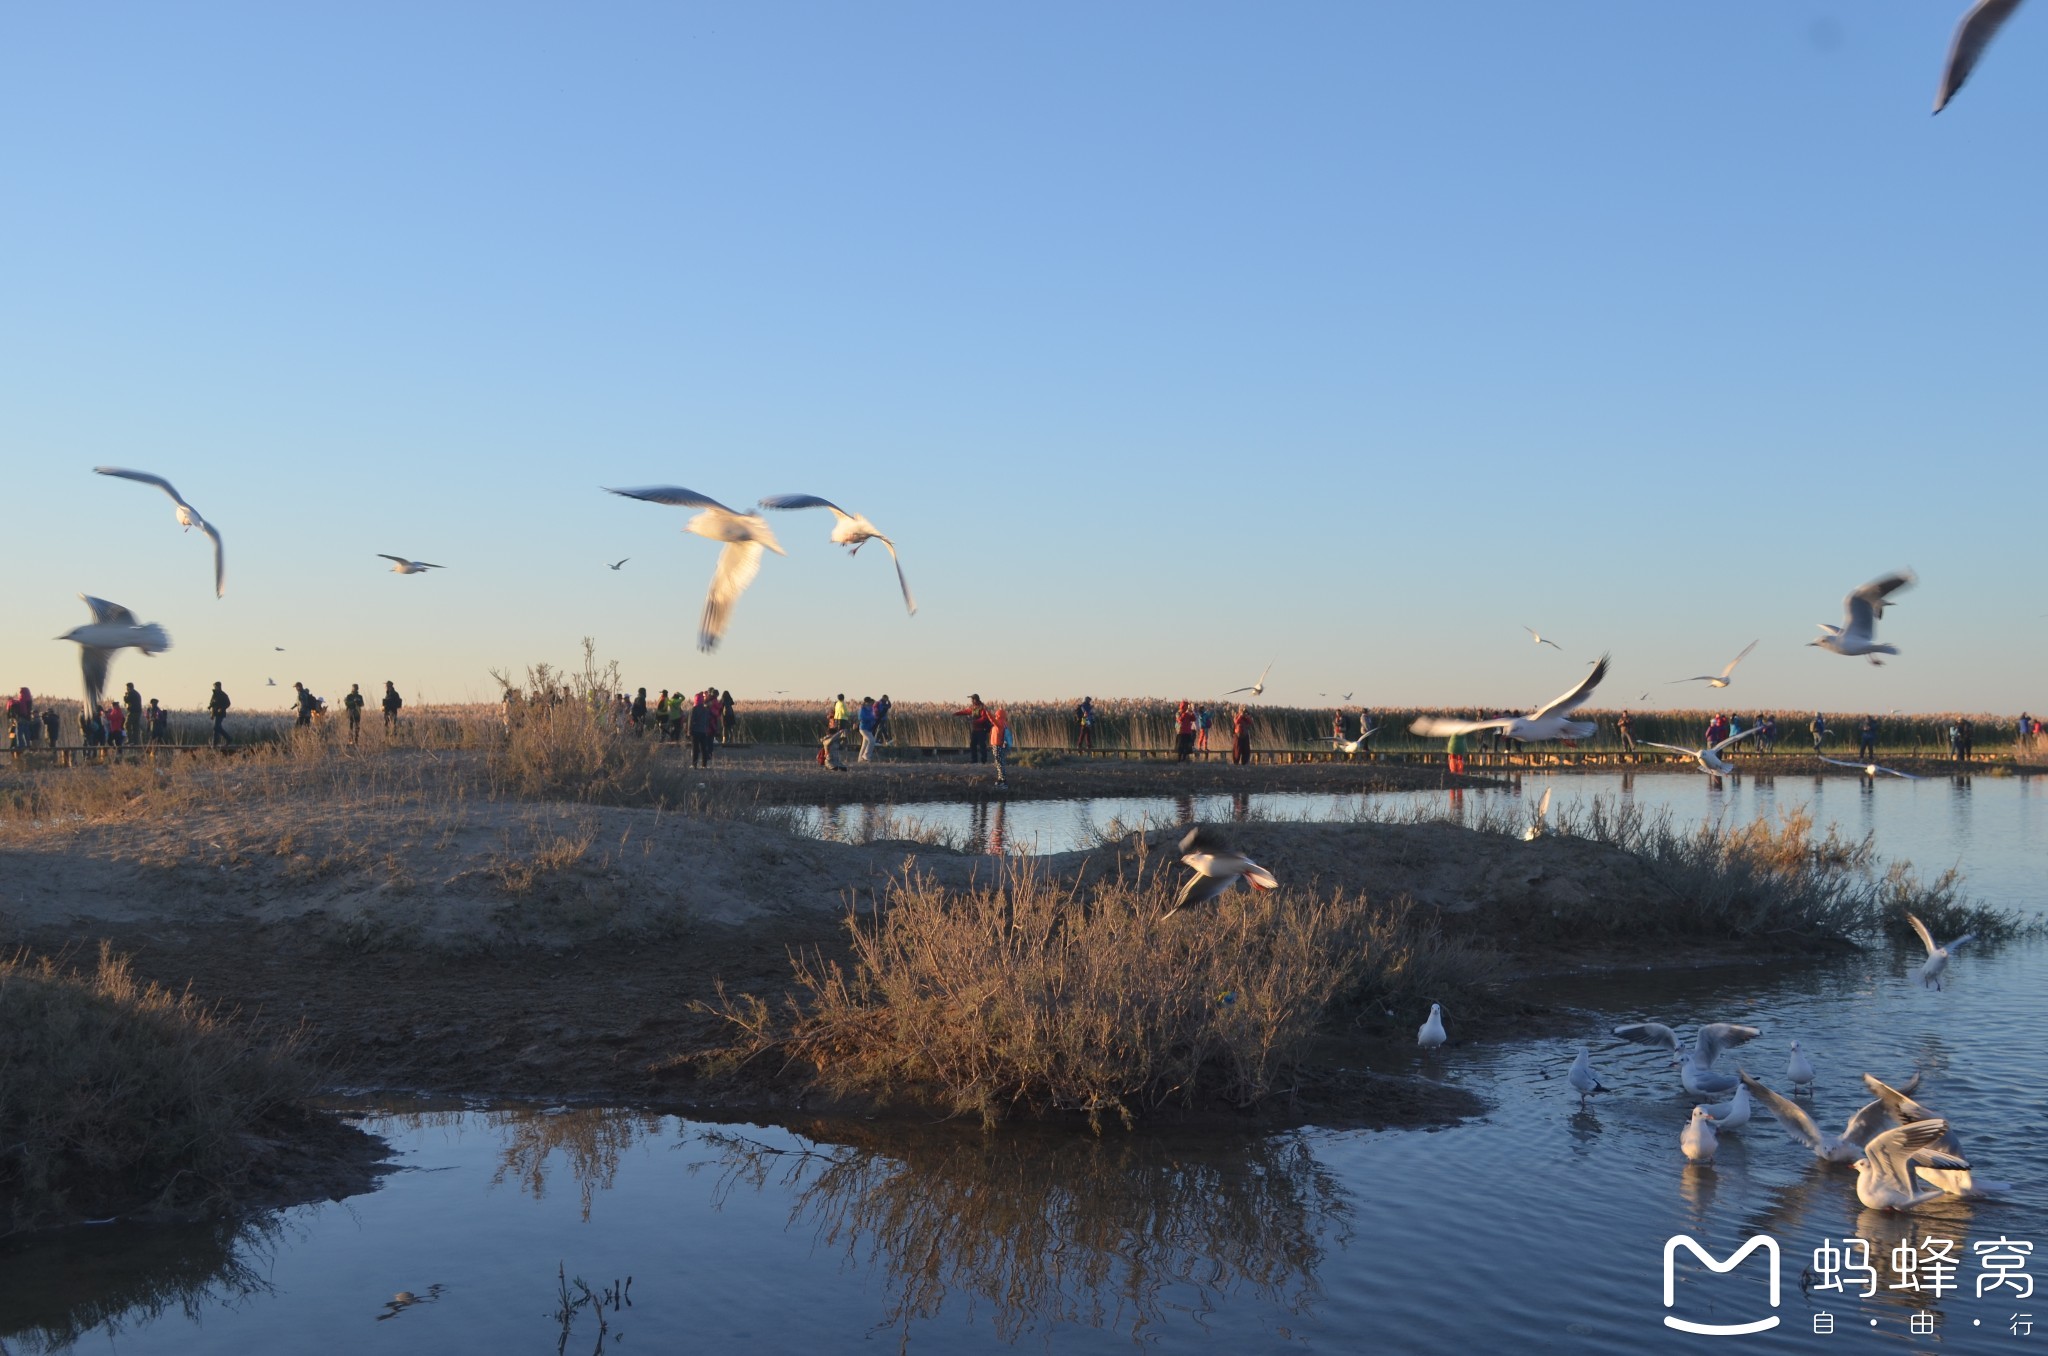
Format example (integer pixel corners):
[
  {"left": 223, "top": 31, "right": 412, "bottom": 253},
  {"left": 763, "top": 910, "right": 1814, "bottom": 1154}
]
[
  {"left": 1669, "top": 640, "right": 1758, "bottom": 690},
  {"left": 1223, "top": 660, "right": 1274, "bottom": 699},
  {"left": 607, "top": 487, "right": 787, "bottom": 652},
  {"left": 1906, "top": 911, "right": 1974, "bottom": 990},
  {"left": 1164, "top": 827, "right": 1278, "bottom": 918},
  {"left": 58, "top": 596, "right": 171, "bottom": 707},
  {"left": 1522, "top": 625, "right": 1562, "bottom": 650},
  {"left": 1935, "top": 0, "right": 2026, "bottom": 112},
  {"left": 608, "top": 558, "right": 630, "bottom": 571},
  {"left": 1681, "top": 1107, "right": 1718, "bottom": 1162},
  {"left": 93, "top": 467, "right": 225, "bottom": 598},
  {"left": 1820, "top": 756, "right": 1920, "bottom": 781},
  {"left": 1418, "top": 1002, "right": 1447, "bottom": 1048},
  {"left": 1612, "top": 1020, "right": 1761, "bottom": 1096},
  {"left": 378, "top": 555, "right": 445, "bottom": 575},
  {"left": 1568, "top": 1047, "right": 1607, "bottom": 1105},
  {"left": 1854, "top": 1120, "right": 1971, "bottom": 1211},
  {"left": 1413, "top": 656, "right": 1610, "bottom": 744},
  {"left": 1739, "top": 1071, "right": 1890, "bottom": 1163},
  {"left": 1861, "top": 1074, "right": 2011, "bottom": 1198},
  {"left": 1810, "top": 569, "right": 1916, "bottom": 665},
  {"left": 1703, "top": 1081, "right": 1752, "bottom": 1131},
  {"left": 757, "top": 495, "right": 916, "bottom": 615},
  {"left": 1521, "top": 786, "right": 1552, "bottom": 841},
  {"left": 1638, "top": 725, "right": 1759, "bottom": 776}
]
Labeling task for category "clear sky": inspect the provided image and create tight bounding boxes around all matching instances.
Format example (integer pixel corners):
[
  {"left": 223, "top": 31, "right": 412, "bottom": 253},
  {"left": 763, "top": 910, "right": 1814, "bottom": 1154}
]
[{"left": 4, "top": 3, "right": 2042, "bottom": 715}]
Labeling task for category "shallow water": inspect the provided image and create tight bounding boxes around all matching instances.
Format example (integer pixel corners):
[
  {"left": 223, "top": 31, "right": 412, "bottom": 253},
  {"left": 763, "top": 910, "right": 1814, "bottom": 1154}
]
[{"left": 6, "top": 775, "right": 2044, "bottom": 1354}]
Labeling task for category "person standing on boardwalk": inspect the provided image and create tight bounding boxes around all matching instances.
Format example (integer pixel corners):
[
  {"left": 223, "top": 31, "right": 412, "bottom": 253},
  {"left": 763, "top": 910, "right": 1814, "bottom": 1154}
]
[
  {"left": 104, "top": 699, "right": 127, "bottom": 750},
  {"left": 719, "top": 688, "right": 736, "bottom": 743},
  {"left": 41, "top": 706, "right": 59, "bottom": 748},
  {"left": 149, "top": 699, "right": 169, "bottom": 744},
  {"left": 1174, "top": 701, "right": 1196, "bottom": 762},
  {"left": 1615, "top": 709, "right": 1636, "bottom": 757},
  {"left": 344, "top": 683, "right": 366, "bottom": 745},
  {"left": 207, "top": 682, "right": 231, "bottom": 747},
  {"left": 1959, "top": 717, "right": 1975, "bottom": 761},
  {"left": 857, "top": 696, "right": 878, "bottom": 762},
  {"left": 831, "top": 694, "right": 848, "bottom": 735},
  {"left": 1230, "top": 706, "right": 1252, "bottom": 766},
  {"left": 1445, "top": 730, "right": 1467, "bottom": 776},
  {"left": 988, "top": 703, "right": 1011, "bottom": 787},
  {"left": 705, "top": 689, "right": 724, "bottom": 756},
  {"left": 956, "top": 694, "right": 991, "bottom": 763},
  {"left": 1076, "top": 696, "right": 1096, "bottom": 751},
  {"left": 6, "top": 689, "right": 31, "bottom": 751},
  {"left": 382, "top": 681, "right": 403, "bottom": 733},
  {"left": 122, "top": 683, "right": 144, "bottom": 744},
  {"left": 688, "top": 691, "right": 713, "bottom": 768},
  {"left": 1809, "top": 711, "right": 1827, "bottom": 754},
  {"left": 1332, "top": 709, "right": 1347, "bottom": 745},
  {"left": 1858, "top": 714, "right": 1878, "bottom": 761},
  {"left": 631, "top": 687, "right": 648, "bottom": 736},
  {"left": 875, "top": 693, "right": 893, "bottom": 745},
  {"left": 1195, "top": 704, "right": 1213, "bottom": 756}
]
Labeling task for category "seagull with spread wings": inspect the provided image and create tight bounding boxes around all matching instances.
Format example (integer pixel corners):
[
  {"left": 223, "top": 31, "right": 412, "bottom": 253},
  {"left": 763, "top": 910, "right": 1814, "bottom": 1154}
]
[
  {"left": 1739, "top": 1071, "right": 1893, "bottom": 1164},
  {"left": 1411, "top": 655, "right": 1610, "bottom": 743},
  {"left": 1820, "top": 756, "right": 1919, "bottom": 781},
  {"left": 1639, "top": 725, "right": 1760, "bottom": 776},
  {"left": 58, "top": 595, "right": 171, "bottom": 707},
  {"left": 1163, "top": 827, "right": 1278, "bottom": 919},
  {"left": 1935, "top": 0, "right": 2026, "bottom": 112},
  {"left": 607, "top": 486, "right": 786, "bottom": 652},
  {"left": 93, "top": 467, "right": 226, "bottom": 598},
  {"left": 607, "top": 558, "right": 630, "bottom": 571},
  {"left": 1906, "top": 911, "right": 1973, "bottom": 990},
  {"left": 1522, "top": 626, "right": 1563, "bottom": 650},
  {"left": 1810, "top": 569, "right": 1916, "bottom": 664},
  {"left": 1613, "top": 1019, "right": 1762, "bottom": 1096},
  {"left": 378, "top": 555, "right": 445, "bottom": 575},
  {"left": 1669, "top": 640, "right": 1758, "bottom": 690},
  {"left": 757, "top": 495, "right": 915, "bottom": 615},
  {"left": 1223, "top": 660, "right": 1273, "bottom": 699}
]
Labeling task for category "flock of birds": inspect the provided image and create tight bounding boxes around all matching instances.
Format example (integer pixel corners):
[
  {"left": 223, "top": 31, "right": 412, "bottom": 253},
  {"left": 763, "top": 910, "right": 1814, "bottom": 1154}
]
[{"left": 53, "top": 468, "right": 918, "bottom": 707}]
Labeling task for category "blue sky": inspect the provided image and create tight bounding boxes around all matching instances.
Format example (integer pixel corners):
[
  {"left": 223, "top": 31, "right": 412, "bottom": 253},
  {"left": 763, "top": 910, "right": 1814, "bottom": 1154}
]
[{"left": 4, "top": 3, "right": 2042, "bottom": 714}]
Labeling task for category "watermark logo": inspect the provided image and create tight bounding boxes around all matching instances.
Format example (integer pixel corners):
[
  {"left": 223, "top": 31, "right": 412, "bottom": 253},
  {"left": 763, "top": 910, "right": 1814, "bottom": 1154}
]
[{"left": 1663, "top": 1234, "right": 1781, "bottom": 1336}]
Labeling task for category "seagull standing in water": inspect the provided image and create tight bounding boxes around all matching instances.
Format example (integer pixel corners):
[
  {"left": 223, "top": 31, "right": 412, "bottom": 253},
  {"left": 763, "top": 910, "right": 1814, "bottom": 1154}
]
[
  {"left": 1568, "top": 1048, "right": 1607, "bottom": 1105},
  {"left": 1854, "top": 1121, "right": 1971, "bottom": 1211},
  {"left": 1163, "top": 827, "right": 1278, "bottom": 918},
  {"left": 1906, "top": 912, "right": 1974, "bottom": 990},
  {"left": 756, "top": 494, "right": 916, "bottom": 615},
  {"left": 93, "top": 467, "right": 226, "bottom": 598},
  {"left": 1418, "top": 1003, "right": 1447, "bottom": 1048},
  {"left": 1612, "top": 1020, "right": 1761, "bottom": 1096},
  {"left": 1681, "top": 1107, "right": 1719, "bottom": 1162},
  {"left": 1935, "top": 0, "right": 2026, "bottom": 112},
  {"left": 1810, "top": 569, "right": 1916, "bottom": 665},
  {"left": 1412, "top": 655, "right": 1610, "bottom": 744},
  {"left": 1669, "top": 640, "right": 1758, "bottom": 690},
  {"left": 378, "top": 555, "right": 445, "bottom": 575},
  {"left": 1703, "top": 1081, "right": 1752, "bottom": 1131},
  {"left": 1521, "top": 626, "right": 1562, "bottom": 650},
  {"left": 1788, "top": 1040, "right": 1816, "bottom": 1090},
  {"left": 59, "top": 596, "right": 171, "bottom": 707},
  {"left": 1638, "top": 726, "right": 1760, "bottom": 776},
  {"left": 607, "top": 487, "right": 787, "bottom": 652}
]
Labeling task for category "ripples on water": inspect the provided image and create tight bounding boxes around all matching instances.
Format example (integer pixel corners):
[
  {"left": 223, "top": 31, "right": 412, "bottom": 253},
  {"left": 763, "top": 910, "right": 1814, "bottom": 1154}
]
[{"left": 4, "top": 776, "right": 2042, "bottom": 1354}]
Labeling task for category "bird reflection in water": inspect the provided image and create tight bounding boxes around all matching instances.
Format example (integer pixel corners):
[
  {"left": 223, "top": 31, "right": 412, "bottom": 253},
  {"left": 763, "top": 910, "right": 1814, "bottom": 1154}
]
[{"left": 1677, "top": 1161, "right": 1718, "bottom": 1222}]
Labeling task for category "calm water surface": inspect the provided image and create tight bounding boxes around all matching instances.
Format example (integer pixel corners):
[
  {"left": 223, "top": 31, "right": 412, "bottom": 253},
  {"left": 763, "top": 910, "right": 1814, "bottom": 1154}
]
[{"left": 6, "top": 775, "right": 2044, "bottom": 1355}]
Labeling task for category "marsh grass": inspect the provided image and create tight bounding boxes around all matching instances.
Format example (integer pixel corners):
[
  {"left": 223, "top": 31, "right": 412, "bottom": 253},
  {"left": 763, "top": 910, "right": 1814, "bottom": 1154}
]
[{"left": 0, "top": 944, "right": 322, "bottom": 1232}]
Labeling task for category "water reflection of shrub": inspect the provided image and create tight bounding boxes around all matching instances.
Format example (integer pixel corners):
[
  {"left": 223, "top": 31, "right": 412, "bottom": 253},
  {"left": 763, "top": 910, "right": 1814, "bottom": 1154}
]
[
  {"left": 700, "top": 1122, "right": 1347, "bottom": 1348},
  {"left": 0, "top": 1213, "right": 279, "bottom": 1355},
  {"left": 487, "top": 1108, "right": 668, "bottom": 1222}
]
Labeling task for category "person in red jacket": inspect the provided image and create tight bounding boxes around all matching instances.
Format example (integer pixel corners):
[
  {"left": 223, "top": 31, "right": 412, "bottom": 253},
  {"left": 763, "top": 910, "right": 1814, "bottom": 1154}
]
[
  {"left": 1230, "top": 707, "right": 1252, "bottom": 765},
  {"left": 1174, "top": 700, "right": 1196, "bottom": 762},
  {"left": 955, "top": 694, "right": 992, "bottom": 763}
]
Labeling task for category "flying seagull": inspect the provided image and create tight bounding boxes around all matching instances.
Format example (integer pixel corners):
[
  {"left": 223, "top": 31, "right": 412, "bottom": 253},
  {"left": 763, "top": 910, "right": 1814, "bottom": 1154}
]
[
  {"left": 1934, "top": 0, "right": 2025, "bottom": 113},
  {"left": 58, "top": 595, "right": 171, "bottom": 708},
  {"left": 1820, "top": 756, "right": 1919, "bottom": 780},
  {"left": 1521, "top": 786, "right": 1553, "bottom": 841},
  {"left": 1669, "top": 640, "right": 1759, "bottom": 690},
  {"left": 1810, "top": 569, "right": 1915, "bottom": 664},
  {"left": 757, "top": 495, "right": 916, "bottom": 615},
  {"left": 1639, "top": 725, "right": 1760, "bottom": 776},
  {"left": 1522, "top": 625, "right": 1562, "bottom": 650},
  {"left": 1163, "top": 826, "right": 1278, "bottom": 918},
  {"left": 606, "top": 486, "right": 786, "bottom": 652},
  {"left": 1860, "top": 1074, "right": 2010, "bottom": 1198},
  {"left": 608, "top": 558, "right": 630, "bottom": 571},
  {"left": 1905, "top": 911, "right": 1973, "bottom": 990},
  {"left": 378, "top": 555, "right": 445, "bottom": 575},
  {"left": 1612, "top": 1020, "right": 1761, "bottom": 1096},
  {"left": 1331, "top": 725, "right": 1379, "bottom": 758},
  {"left": 1738, "top": 1071, "right": 1892, "bottom": 1164},
  {"left": 1411, "top": 654, "right": 1610, "bottom": 743},
  {"left": 93, "top": 467, "right": 225, "bottom": 598},
  {"left": 1223, "top": 660, "right": 1273, "bottom": 699}
]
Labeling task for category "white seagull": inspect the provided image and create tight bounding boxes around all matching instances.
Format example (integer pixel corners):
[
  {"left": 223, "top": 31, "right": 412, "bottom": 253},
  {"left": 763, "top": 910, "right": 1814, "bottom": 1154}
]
[
  {"left": 1164, "top": 827, "right": 1279, "bottom": 918},
  {"left": 93, "top": 467, "right": 225, "bottom": 598},
  {"left": 1568, "top": 1047, "right": 1607, "bottom": 1105},
  {"left": 1681, "top": 1106, "right": 1719, "bottom": 1162},
  {"left": 1521, "top": 786, "right": 1553, "bottom": 841},
  {"left": 1906, "top": 912, "right": 1974, "bottom": 991},
  {"left": 1788, "top": 1040, "right": 1816, "bottom": 1090},
  {"left": 1331, "top": 726, "right": 1379, "bottom": 758},
  {"left": 1702, "top": 1081, "right": 1752, "bottom": 1131},
  {"left": 378, "top": 555, "right": 445, "bottom": 575},
  {"left": 1612, "top": 1020, "right": 1762, "bottom": 1096},
  {"left": 757, "top": 494, "right": 916, "bottom": 615},
  {"left": 1638, "top": 726, "right": 1759, "bottom": 776},
  {"left": 1669, "top": 640, "right": 1758, "bottom": 690},
  {"left": 1810, "top": 569, "right": 1916, "bottom": 665},
  {"left": 1222, "top": 660, "right": 1274, "bottom": 699},
  {"left": 1820, "top": 756, "right": 1920, "bottom": 781},
  {"left": 1861, "top": 1074, "right": 2011, "bottom": 1198},
  {"left": 607, "top": 487, "right": 787, "bottom": 652},
  {"left": 1411, "top": 655, "right": 1610, "bottom": 744},
  {"left": 1417, "top": 1002, "right": 1447, "bottom": 1048},
  {"left": 1935, "top": 0, "right": 2026, "bottom": 113},
  {"left": 58, "top": 595, "right": 171, "bottom": 707},
  {"left": 1739, "top": 1071, "right": 1892, "bottom": 1164},
  {"left": 1521, "top": 625, "right": 1562, "bottom": 650},
  {"left": 1854, "top": 1120, "right": 1971, "bottom": 1211}
]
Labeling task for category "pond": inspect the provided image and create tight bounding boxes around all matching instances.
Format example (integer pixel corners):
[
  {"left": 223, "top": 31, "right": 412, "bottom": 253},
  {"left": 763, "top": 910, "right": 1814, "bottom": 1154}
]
[{"left": 5, "top": 774, "right": 2043, "bottom": 1354}]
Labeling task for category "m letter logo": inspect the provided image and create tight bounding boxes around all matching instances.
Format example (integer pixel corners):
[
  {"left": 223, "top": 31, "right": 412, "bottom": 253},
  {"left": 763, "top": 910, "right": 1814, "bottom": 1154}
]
[{"left": 1663, "top": 1234, "right": 1782, "bottom": 1335}]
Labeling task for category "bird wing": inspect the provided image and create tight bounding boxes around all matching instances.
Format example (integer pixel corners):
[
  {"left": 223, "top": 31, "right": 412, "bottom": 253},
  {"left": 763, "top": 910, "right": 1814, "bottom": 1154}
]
[
  {"left": 1945, "top": 932, "right": 1976, "bottom": 953},
  {"left": 877, "top": 537, "right": 917, "bottom": 615},
  {"left": 1178, "top": 826, "right": 1202, "bottom": 854},
  {"left": 1862, "top": 1120, "right": 1959, "bottom": 1192},
  {"left": 1533, "top": 653, "right": 1609, "bottom": 719},
  {"left": 1536, "top": 786, "right": 1552, "bottom": 820},
  {"left": 1818, "top": 757, "right": 1864, "bottom": 771},
  {"left": 1694, "top": 1023, "right": 1762, "bottom": 1064},
  {"left": 414, "top": 561, "right": 445, "bottom": 569},
  {"left": 1637, "top": 741, "right": 1700, "bottom": 758},
  {"left": 1409, "top": 715, "right": 1510, "bottom": 737},
  {"left": 1739, "top": 1071, "right": 1826, "bottom": 1152},
  {"left": 94, "top": 466, "right": 192, "bottom": 511},
  {"left": 1708, "top": 726, "right": 1761, "bottom": 755},
  {"left": 1612, "top": 1022, "right": 1681, "bottom": 1052},
  {"left": 1843, "top": 1098, "right": 1896, "bottom": 1147},
  {"left": 1667, "top": 676, "right": 1715, "bottom": 685},
  {"left": 1905, "top": 911, "right": 1939, "bottom": 958},
  {"left": 1720, "top": 640, "right": 1759, "bottom": 678},
  {"left": 1242, "top": 862, "right": 1278, "bottom": 890},
  {"left": 1935, "top": 0, "right": 2025, "bottom": 112},
  {"left": 608, "top": 485, "right": 741, "bottom": 515},
  {"left": 377, "top": 554, "right": 410, "bottom": 565},
  {"left": 81, "top": 595, "right": 137, "bottom": 626},
  {"left": 757, "top": 493, "right": 852, "bottom": 522},
  {"left": 1862, "top": 1074, "right": 1941, "bottom": 1126},
  {"left": 79, "top": 646, "right": 111, "bottom": 708},
  {"left": 699, "top": 539, "right": 765, "bottom": 652},
  {"left": 1846, "top": 569, "right": 1916, "bottom": 632},
  {"left": 200, "top": 518, "right": 225, "bottom": 597}
]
